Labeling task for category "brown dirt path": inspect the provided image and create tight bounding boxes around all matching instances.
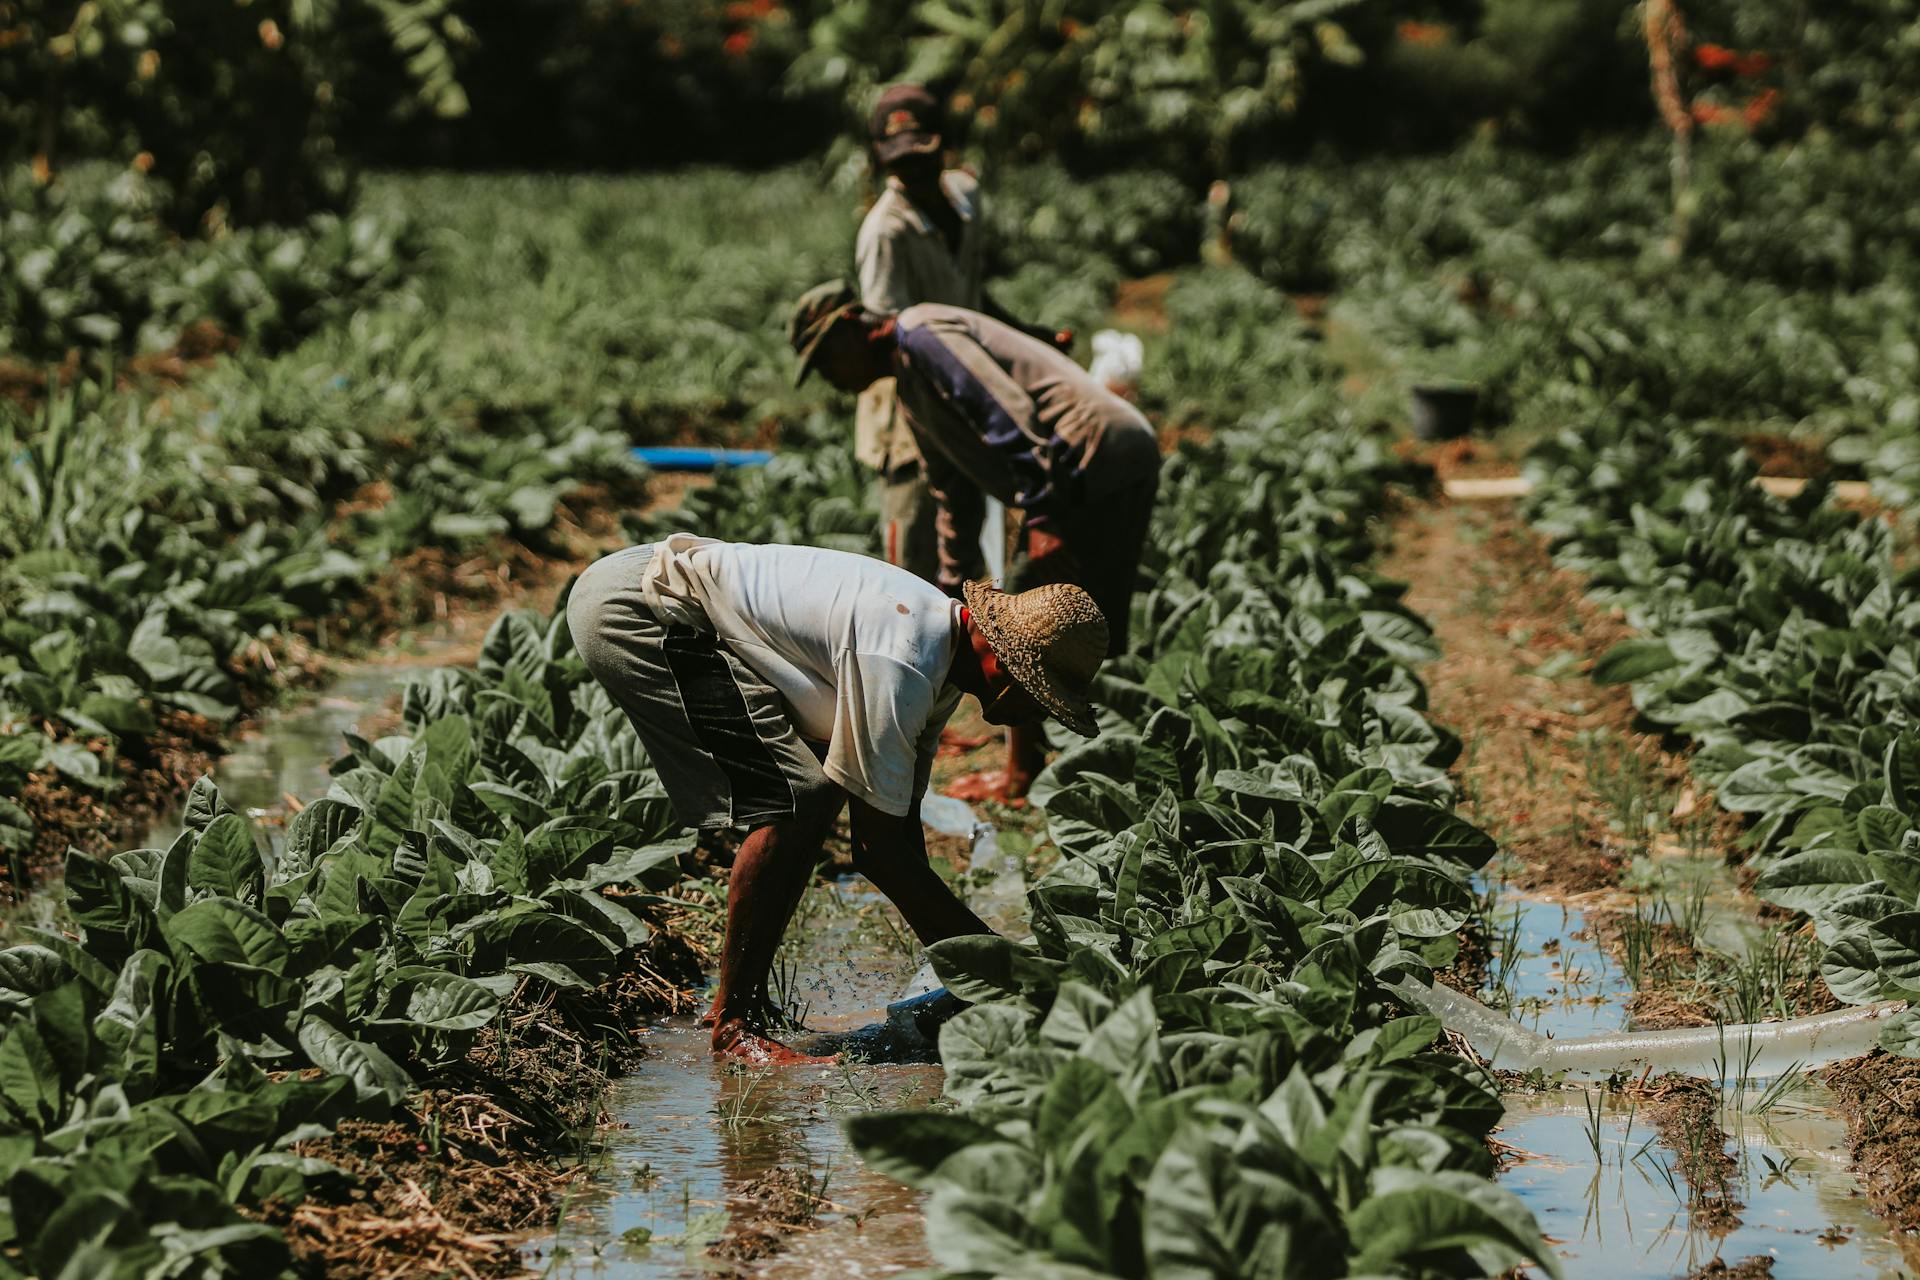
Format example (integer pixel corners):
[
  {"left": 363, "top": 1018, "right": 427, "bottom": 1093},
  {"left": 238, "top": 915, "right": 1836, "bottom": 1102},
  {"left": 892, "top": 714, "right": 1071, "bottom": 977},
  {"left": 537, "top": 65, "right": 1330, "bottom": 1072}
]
[{"left": 1380, "top": 497, "right": 1734, "bottom": 899}]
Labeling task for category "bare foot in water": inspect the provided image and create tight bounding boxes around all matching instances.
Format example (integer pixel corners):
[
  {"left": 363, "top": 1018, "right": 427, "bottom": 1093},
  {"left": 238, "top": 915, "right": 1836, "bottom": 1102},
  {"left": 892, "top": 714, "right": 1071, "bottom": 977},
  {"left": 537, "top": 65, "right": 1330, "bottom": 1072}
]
[{"left": 712, "top": 1019, "right": 836, "bottom": 1065}]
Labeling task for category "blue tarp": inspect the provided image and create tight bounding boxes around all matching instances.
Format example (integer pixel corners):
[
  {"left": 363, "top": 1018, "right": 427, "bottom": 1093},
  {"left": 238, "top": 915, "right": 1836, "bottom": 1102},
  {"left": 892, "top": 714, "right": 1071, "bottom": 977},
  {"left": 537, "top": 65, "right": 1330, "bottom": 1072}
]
[{"left": 631, "top": 446, "right": 774, "bottom": 472}]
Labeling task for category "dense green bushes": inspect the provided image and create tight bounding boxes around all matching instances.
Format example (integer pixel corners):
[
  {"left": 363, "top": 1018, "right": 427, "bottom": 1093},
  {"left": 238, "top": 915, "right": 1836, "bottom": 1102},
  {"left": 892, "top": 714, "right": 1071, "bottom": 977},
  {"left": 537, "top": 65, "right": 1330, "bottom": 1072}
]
[
  {"left": 1525, "top": 414, "right": 1920, "bottom": 1052},
  {"left": 0, "top": 166, "right": 420, "bottom": 361},
  {"left": 0, "top": 608, "right": 700, "bottom": 1276}
]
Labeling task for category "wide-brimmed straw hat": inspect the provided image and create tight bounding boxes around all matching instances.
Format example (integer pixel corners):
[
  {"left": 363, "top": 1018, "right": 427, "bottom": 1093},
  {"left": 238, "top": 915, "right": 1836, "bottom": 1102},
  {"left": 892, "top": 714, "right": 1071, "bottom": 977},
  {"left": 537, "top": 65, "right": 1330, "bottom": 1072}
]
[{"left": 963, "top": 580, "right": 1108, "bottom": 737}]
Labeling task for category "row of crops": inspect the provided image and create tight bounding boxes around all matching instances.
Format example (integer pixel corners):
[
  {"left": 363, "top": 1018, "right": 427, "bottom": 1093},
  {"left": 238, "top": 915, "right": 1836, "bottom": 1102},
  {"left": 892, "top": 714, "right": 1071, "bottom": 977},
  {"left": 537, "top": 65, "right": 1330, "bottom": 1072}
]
[
  {"left": 0, "top": 393, "right": 1566, "bottom": 1278},
  {"left": 1525, "top": 414, "right": 1920, "bottom": 1055},
  {"left": 6, "top": 128, "right": 1920, "bottom": 1274}
]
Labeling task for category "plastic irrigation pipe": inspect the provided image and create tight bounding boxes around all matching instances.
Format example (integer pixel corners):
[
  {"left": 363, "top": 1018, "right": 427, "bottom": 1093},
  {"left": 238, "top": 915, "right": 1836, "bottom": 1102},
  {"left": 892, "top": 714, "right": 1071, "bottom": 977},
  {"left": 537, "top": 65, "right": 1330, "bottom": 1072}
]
[
  {"left": 1390, "top": 977, "right": 1907, "bottom": 1081},
  {"left": 630, "top": 446, "right": 774, "bottom": 471}
]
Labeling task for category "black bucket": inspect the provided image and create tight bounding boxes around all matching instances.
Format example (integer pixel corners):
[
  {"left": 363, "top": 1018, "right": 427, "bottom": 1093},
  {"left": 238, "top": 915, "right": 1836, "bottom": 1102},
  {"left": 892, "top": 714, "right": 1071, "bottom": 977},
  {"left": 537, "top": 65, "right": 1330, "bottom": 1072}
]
[{"left": 1411, "top": 383, "right": 1481, "bottom": 441}]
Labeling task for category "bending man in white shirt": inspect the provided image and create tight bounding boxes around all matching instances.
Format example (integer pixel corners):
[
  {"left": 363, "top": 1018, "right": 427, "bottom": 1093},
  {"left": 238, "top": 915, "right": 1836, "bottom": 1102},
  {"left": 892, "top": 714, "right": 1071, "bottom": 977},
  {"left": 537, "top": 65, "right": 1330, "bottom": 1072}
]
[{"left": 567, "top": 535, "right": 1108, "bottom": 1062}]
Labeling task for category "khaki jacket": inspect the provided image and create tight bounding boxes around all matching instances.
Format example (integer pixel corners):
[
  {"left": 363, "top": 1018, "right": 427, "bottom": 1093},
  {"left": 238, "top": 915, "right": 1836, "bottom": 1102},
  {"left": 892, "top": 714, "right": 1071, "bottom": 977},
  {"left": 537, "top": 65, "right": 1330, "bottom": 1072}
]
[{"left": 854, "top": 171, "right": 988, "bottom": 473}]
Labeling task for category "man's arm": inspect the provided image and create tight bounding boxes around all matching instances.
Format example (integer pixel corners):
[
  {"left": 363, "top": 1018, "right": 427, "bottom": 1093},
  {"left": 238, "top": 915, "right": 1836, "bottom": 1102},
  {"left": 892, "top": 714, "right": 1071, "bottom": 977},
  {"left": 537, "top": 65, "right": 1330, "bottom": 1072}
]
[
  {"left": 847, "top": 796, "right": 993, "bottom": 944},
  {"left": 922, "top": 443, "right": 988, "bottom": 592},
  {"left": 857, "top": 222, "right": 911, "bottom": 317}
]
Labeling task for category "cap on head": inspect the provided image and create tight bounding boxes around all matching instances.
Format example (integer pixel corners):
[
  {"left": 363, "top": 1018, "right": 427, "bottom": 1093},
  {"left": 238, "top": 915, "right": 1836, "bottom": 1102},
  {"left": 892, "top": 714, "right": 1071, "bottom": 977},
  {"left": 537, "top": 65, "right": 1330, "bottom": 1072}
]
[
  {"left": 787, "top": 278, "right": 860, "bottom": 386},
  {"left": 869, "top": 83, "right": 945, "bottom": 167},
  {"left": 962, "top": 580, "right": 1108, "bottom": 737}
]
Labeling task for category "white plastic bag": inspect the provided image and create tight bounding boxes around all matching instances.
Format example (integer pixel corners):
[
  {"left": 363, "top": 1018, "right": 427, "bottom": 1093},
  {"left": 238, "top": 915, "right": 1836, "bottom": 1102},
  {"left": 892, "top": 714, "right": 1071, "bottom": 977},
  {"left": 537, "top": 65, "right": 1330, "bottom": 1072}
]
[{"left": 1088, "top": 329, "right": 1145, "bottom": 395}]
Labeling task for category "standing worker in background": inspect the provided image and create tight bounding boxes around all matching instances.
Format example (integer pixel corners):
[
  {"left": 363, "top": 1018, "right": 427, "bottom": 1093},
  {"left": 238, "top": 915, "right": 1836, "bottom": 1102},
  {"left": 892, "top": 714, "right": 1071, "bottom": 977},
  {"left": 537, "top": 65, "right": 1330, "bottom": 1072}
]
[
  {"left": 854, "top": 83, "right": 1069, "bottom": 582},
  {"left": 790, "top": 284, "right": 1159, "bottom": 802}
]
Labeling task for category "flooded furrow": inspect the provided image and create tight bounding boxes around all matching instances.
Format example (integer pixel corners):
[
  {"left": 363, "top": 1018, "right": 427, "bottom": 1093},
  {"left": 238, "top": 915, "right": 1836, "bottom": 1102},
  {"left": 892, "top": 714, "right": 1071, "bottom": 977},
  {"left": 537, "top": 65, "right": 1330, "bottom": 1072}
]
[
  {"left": 1500, "top": 1090, "right": 1912, "bottom": 1278},
  {"left": 528, "top": 799, "right": 1013, "bottom": 1277},
  {"left": 526, "top": 876, "right": 939, "bottom": 1279}
]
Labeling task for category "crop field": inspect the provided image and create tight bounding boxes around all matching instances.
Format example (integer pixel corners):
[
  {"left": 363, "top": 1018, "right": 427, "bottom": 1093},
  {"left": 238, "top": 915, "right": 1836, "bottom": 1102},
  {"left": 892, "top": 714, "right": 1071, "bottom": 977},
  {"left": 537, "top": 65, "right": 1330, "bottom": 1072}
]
[{"left": 6, "top": 5, "right": 1920, "bottom": 1279}]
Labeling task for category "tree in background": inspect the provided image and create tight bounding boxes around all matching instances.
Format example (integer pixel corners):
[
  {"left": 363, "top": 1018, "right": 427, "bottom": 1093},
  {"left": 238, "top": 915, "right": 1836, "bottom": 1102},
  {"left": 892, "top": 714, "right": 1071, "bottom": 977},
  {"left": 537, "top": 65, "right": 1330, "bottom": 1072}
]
[{"left": 0, "top": 0, "right": 468, "bottom": 230}]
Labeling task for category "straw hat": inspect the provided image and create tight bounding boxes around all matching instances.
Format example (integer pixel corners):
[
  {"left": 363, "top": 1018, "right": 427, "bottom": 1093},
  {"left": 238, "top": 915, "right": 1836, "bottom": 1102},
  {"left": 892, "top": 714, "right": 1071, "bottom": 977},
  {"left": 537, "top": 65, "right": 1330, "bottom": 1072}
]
[{"left": 963, "top": 580, "right": 1108, "bottom": 737}]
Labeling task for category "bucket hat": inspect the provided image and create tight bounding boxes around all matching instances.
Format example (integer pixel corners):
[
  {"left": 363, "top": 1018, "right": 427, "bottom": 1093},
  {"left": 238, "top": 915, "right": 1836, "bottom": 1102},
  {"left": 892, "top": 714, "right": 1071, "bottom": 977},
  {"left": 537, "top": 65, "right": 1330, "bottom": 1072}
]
[
  {"left": 962, "top": 580, "right": 1108, "bottom": 737},
  {"left": 787, "top": 279, "right": 860, "bottom": 386}
]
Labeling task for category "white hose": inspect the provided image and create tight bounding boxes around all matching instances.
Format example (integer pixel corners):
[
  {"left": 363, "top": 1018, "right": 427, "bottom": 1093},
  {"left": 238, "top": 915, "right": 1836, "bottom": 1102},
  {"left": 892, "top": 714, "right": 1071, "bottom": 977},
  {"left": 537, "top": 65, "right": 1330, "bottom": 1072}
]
[{"left": 1391, "top": 978, "right": 1906, "bottom": 1081}]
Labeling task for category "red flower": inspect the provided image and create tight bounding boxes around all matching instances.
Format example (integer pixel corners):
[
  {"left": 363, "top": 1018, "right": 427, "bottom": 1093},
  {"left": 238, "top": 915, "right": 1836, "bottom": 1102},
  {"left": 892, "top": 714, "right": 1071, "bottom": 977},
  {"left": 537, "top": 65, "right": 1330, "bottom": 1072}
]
[
  {"left": 722, "top": 30, "right": 753, "bottom": 56},
  {"left": 1690, "top": 101, "right": 1739, "bottom": 126},
  {"left": 1397, "top": 20, "right": 1447, "bottom": 47},
  {"left": 1743, "top": 88, "right": 1781, "bottom": 128},
  {"left": 1733, "top": 52, "right": 1773, "bottom": 77},
  {"left": 1693, "top": 42, "right": 1738, "bottom": 71}
]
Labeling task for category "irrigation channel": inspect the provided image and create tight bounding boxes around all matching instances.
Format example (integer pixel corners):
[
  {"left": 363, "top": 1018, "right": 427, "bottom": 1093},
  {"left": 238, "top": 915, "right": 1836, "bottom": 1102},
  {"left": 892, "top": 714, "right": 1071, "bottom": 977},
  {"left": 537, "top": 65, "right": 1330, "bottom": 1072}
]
[
  {"left": 6, "top": 499, "right": 1916, "bottom": 1278},
  {"left": 1390, "top": 496, "right": 1918, "bottom": 1279}
]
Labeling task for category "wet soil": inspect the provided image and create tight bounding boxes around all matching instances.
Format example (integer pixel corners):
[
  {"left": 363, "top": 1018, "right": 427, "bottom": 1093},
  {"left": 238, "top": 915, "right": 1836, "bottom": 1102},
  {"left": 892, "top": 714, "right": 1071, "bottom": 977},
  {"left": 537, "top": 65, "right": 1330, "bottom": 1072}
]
[
  {"left": 278, "top": 938, "right": 706, "bottom": 1279},
  {"left": 1821, "top": 1052, "right": 1920, "bottom": 1244},
  {"left": 1651, "top": 1077, "right": 1745, "bottom": 1233}
]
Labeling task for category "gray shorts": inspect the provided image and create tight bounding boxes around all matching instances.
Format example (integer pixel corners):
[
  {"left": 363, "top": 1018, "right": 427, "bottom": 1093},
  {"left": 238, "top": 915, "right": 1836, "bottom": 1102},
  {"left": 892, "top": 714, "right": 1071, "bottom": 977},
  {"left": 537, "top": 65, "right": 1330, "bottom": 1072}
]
[{"left": 566, "top": 545, "right": 831, "bottom": 831}]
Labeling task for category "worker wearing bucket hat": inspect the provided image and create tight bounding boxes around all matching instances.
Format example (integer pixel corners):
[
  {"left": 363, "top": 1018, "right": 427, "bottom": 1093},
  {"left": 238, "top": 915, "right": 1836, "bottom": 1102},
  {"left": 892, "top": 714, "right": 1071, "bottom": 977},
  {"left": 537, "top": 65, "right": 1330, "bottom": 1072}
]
[
  {"left": 568, "top": 534, "right": 1109, "bottom": 1063},
  {"left": 852, "top": 83, "right": 1070, "bottom": 586},
  {"left": 790, "top": 286, "right": 1159, "bottom": 802}
]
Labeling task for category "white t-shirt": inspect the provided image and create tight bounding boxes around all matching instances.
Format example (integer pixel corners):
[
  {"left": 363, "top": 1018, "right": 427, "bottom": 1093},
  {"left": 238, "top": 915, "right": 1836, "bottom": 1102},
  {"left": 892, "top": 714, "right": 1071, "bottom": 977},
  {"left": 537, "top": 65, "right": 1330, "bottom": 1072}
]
[{"left": 638, "top": 534, "right": 963, "bottom": 817}]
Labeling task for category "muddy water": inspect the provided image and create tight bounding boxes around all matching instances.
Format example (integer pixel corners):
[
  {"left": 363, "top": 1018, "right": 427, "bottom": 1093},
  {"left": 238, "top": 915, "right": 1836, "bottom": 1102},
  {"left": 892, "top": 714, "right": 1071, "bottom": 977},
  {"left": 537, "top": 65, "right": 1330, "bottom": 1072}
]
[
  {"left": 1485, "top": 857, "right": 1913, "bottom": 1274},
  {"left": 1500, "top": 1092, "right": 1913, "bottom": 1278},
  {"left": 139, "top": 666, "right": 408, "bottom": 857},
  {"left": 531, "top": 873, "right": 945, "bottom": 1278},
  {"left": 1485, "top": 888, "right": 1635, "bottom": 1039}
]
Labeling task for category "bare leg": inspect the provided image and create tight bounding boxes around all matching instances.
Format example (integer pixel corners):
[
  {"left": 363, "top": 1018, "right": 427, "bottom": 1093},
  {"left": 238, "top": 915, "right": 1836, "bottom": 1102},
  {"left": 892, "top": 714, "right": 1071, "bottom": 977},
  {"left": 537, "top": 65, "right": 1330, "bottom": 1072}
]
[
  {"left": 1002, "top": 723, "right": 1046, "bottom": 801},
  {"left": 709, "top": 798, "right": 842, "bottom": 1062}
]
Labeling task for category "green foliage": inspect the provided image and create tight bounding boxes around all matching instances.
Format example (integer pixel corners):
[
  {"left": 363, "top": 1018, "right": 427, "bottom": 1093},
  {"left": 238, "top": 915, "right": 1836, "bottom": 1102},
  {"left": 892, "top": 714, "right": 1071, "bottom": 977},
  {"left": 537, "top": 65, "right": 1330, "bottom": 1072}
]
[
  {"left": 1525, "top": 414, "right": 1920, "bottom": 1047},
  {"left": 0, "top": 606, "right": 698, "bottom": 1275},
  {"left": 991, "top": 164, "right": 1201, "bottom": 277},
  {"left": 844, "top": 400, "right": 1542, "bottom": 1277},
  {"left": 0, "top": 0, "right": 469, "bottom": 229},
  {"left": 1, "top": 165, "right": 421, "bottom": 361},
  {"left": 793, "top": 0, "right": 1381, "bottom": 175}
]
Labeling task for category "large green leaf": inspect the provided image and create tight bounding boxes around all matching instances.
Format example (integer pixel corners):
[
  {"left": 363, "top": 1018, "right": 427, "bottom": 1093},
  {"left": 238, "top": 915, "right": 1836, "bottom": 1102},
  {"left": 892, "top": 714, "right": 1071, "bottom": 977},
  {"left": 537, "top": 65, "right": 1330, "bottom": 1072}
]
[
  {"left": 188, "top": 814, "right": 265, "bottom": 903},
  {"left": 167, "top": 898, "right": 290, "bottom": 974},
  {"left": 296, "top": 1018, "right": 411, "bottom": 1102},
  {"left": 1348, "top": 1168, "right": 1561, "bottom": 1279}
]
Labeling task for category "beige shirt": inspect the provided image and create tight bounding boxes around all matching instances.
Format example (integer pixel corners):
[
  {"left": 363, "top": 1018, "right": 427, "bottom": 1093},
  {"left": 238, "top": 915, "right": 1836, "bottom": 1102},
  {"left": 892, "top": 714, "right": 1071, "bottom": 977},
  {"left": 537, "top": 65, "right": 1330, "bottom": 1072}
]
[
  {"left": 853, "top": 171, "right": 988, "bottom": 474},
  {"left": 890, "top": 304, "right": 1161, "bottom": 587}
]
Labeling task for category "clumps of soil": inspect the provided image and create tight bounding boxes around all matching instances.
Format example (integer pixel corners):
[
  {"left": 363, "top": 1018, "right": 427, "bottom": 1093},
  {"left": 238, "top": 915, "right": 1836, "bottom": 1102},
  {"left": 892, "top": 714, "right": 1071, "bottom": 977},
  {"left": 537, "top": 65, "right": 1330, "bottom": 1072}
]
[
  {"left": 274, "top": 1109, "right": 560, "bottom": 1280},
  {"left": 1740, "top": 431, "right": 1833, "bottom": 480},
  {"left": 707, "top": 1167, "right": 825, "bottom": 1265},
  {"left": 0, "top": 322, "right": 235, "bottom": 412},
  {"left": 1690, "top": 1257, "right": 1774, "bottom": 1279},
  {"left": 1392, "top": 436, "right": 1521, "bottom": 482},
  {"left": 14, "top": 707, "right": 227, "bottom": 878},
  {"left": 1821, "top": 1051, "right": 1920, "bottom": 1237},
  {"left": 1647, "top": 1075, "right": 1743, "bottom": 1234},
  {"left": 277, "top": 945, "right": 704, "bottom": 1279}
]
